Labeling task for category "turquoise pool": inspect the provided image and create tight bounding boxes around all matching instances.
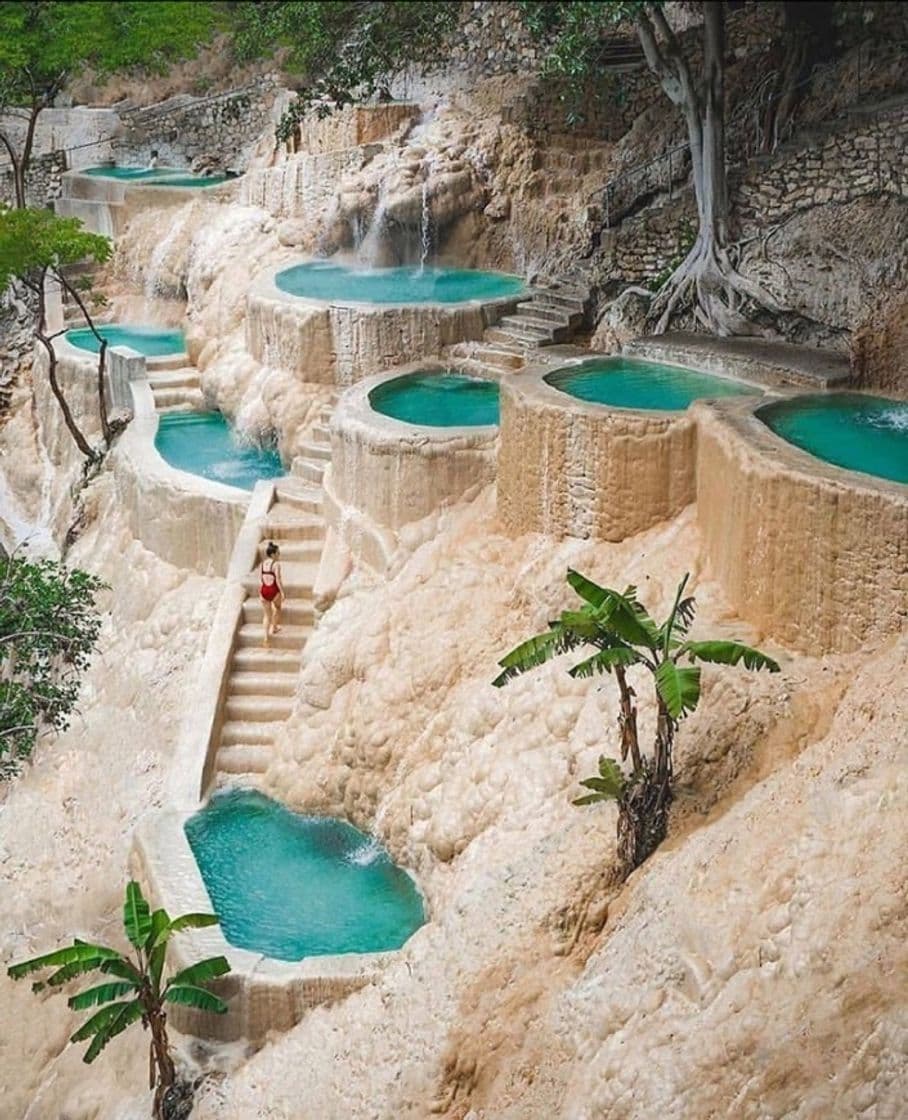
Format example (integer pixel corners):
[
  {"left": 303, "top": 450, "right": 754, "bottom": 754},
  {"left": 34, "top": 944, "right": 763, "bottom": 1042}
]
[
  {"left": 66, "top": 324, "right": 186, "bottom": 357},
  {"left": 759, "top": 393, "right": 908, "bottom": 484},
  {"left": 275, "top": 261, "right": 525, "bottom": 304},
  {"left": 82, "top": 165, "right": 228, "bottom": 187},
  {"left": 185, "top": 789, "right": 425, "bottom": 962},
  {"left": 545, "top": 357, "right": 759, "bottom": 411},
  {"left": 155, "top": 412, "right": 283, "bottom": 491},
  {"left": 370, "top": 371, "right": 500, "bottom": 427}
]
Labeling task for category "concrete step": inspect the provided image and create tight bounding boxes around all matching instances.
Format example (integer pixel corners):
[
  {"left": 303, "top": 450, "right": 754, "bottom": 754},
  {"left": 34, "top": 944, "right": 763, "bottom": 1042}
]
[
  {"left": 219, "top": 721, "right": 277, "bottom": 747},
  {"left": 293, "top": 459, "right": 326, "bottom": 485},
  {"left": 256, "top": 540, "right": 323, "bottom": 566},
  {"left": 153, "top": 387, "right": 205, "bottom": 410},
  {"left": 261, "top": 516, "right": 324, "bottom": 542},
  {"left": 224, "top": 695, "right": 294, "bottom": 723},
  {"left": 498, "top": 315, "right": 553, "bottom": 337},
  {"left": 231, "top": 647, "right": 300, "bottom": 673},
  {"left": 486, "top": 327, "right": 543, "bottom": 348},
  {"left": 528, "top": 289, "right": 587, "bottom": 313},
  {"left": 228, "top": 672, "right": 296, "bottom": 697},
  {"left": 297, "top": 440, "right": 331, "bottom": 461},
  {"left": 517, "top": 301, "right": 569, "bottom": 325},
  {"left": 236, "top": 621, "right": 311, "bottom": 648},
  {"left": 216, "top": 744, "right": 272, "bottom": 775},
  {"left": 312, "top": 423, "right": 332, "bottom": 443},
  {"left": 472, "top": 347, "right": 525, "bottom": 372},
  {"left": 149, "top": 354, "right": 189, "bottom": 371},
  {"left": 273, "top": 484, "right": 322, "bottom": 515},
  {"left": 148, "top": 371, "right": 200, "bottom": 391},
  {"left": 240, "top": 598, "right": 314, "bottom": 624}
]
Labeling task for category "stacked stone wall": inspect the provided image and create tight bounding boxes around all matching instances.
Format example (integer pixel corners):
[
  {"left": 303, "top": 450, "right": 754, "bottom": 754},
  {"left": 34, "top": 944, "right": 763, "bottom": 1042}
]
[{"left": 0, "top": 151, "right": 66, "bottom": 208}]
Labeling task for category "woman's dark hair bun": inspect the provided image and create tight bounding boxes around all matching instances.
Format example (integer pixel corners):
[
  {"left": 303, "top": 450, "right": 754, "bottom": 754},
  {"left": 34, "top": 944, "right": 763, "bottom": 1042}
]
[{"left": 266, "top": 541, "right": 279, "bottom": 557}]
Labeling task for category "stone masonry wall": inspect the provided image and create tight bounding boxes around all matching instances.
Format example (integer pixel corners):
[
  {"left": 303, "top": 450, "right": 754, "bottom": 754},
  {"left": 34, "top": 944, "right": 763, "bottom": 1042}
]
[{"left": 0, "top": 151, "right": 66, "bottom": 209}]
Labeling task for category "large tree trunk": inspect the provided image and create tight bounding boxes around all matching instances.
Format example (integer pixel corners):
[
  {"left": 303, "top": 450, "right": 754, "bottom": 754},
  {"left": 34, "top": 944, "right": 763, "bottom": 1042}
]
[{"left": 635, "top": 3, "right": 780, "bottom": 336}]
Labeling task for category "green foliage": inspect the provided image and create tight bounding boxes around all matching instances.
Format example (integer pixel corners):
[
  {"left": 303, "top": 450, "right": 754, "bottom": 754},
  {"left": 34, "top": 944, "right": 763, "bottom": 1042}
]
[
  {"left": 573, "top": 755, "right": 626, "bottom": 805},
  {"left": 8, "top": 881, "right": 229, "bottom": 1072},
  {"left": 0, "top": 1, "right": 226, "bottom": 106},
  {"left": 0, "top": 206, "right": 111, "bottom": 291},
  {"left": 494, "top": 570, "right": 780, "bottom": 862},
  {"left": 0, "top": 551, "right": 105, "bottom": 776},
  {"left": 232, "top": 1, "right": 460, "bottom": 138}
]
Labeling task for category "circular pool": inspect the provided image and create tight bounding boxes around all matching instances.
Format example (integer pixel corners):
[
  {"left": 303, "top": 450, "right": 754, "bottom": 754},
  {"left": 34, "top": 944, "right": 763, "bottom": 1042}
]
[
  {"left": 545, "top": 357, "right": 759, "bottom": 411},
  {"left": 185, "top": 789, "right": 425, "bottom": 961},
  {"left": 154, "top": 411, "right": 283, "bottom": 491},
  {"left": 66, "top": 324, "right": 186, "bottom": 357},
  {"left": 758, "top": 392, "right": 908, "bottom": 484},
  {"left": 82, "top": 165, "right": 229, "bottom": 187},
  {"left": 369, "top": 371, "right": 499, "bottom": 427},
  {"left": 274, "top": 261, "right": 525, "bottom": 304}
]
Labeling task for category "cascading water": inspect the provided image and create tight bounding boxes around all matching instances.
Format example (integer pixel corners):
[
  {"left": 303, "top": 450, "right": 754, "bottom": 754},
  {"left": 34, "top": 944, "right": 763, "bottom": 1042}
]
[
  {"left": 418, "top": 174, "right": 432, "bottom": 274},
  {"left": 143, "top": 206, "right": 191, "bottom": 306}
]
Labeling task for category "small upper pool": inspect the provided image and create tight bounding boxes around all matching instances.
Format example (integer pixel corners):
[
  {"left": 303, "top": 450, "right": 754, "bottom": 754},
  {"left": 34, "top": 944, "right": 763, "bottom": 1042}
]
[
  {"left": 370, "top": 371, "right": 500, "bottom": 427},
  {"left": 274, "top": 261, "right": 526, "bottom": 305},
  {"left": 155, "top": 411, "right": 283, "bottom": 492},
  {"left": 82, "top": 165, "right": 229, "bottom": 187},
  {"left": 758, "top": 392, "right": 908, "bottom": 484},
  {"left": 185, "top": 789, "right": 425, "bottom": 962},
  {"left": 66, "top": 324, "right": 186, "bottom": 357},
  {"left": 545, "top": 357, "right": 759, "bottom": 411}
]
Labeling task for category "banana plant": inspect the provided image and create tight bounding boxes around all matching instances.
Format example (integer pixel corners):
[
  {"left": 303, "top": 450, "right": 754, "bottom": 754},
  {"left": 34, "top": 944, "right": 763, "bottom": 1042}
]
[
  {"left": 8, "top": 880, "right": 230, "bottom": 1119},
  {"left": 494, "top": 571, "right": 780, "bottom": 869}
]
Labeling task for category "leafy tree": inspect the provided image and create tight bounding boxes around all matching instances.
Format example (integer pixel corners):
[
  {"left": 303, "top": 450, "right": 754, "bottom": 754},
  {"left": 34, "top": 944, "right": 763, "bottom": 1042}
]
[
  {"left": 8, "top": 880, "right": 230, "bottom": 1120},
  {"left": 493, "top": 571, "right": 780, "bottom": 870},
  {"left": 0, "top": 550, "right": 105, "bottom": 776},
  {"left": 0, "top": 205, "right": 114, "bottom": 460},
  {"left": 232, "top": 0, "right": 460, "bottom": 141},
  {"left": 0, "top": 1, "right": 226, "bottom": 206}
]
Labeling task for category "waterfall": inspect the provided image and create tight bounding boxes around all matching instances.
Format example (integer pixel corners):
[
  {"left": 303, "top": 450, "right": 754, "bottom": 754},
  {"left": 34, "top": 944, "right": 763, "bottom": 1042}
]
[
  {"left": 143, "top": 206, "right": 191, "bottom": 306},
  {"left": 418, "top": 176, "right": 432, "bottom": 274}
]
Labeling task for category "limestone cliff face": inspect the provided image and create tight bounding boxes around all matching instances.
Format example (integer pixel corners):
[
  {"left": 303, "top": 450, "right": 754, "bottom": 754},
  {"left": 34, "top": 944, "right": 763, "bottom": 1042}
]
[{"left": 851, "top": 288, "right": 908, "bottom": 397}]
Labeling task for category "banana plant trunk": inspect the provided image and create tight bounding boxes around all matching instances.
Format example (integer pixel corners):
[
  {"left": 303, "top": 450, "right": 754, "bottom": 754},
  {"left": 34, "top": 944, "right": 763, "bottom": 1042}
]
[{"left": 149, "top": 1009, "right": 175, "bottom": 1120}]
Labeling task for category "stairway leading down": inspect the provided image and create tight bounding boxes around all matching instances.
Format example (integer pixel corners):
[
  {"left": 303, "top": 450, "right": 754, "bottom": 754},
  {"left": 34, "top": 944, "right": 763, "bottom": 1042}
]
[
  {"left": 149, "top": 367, "right": 204, "bottom": 411},
  {"left": 212, "top": 402, "right": 335, "bottom": 786},
  {"left": 449, "top": 271, "right": 592, "bottom": 378}
]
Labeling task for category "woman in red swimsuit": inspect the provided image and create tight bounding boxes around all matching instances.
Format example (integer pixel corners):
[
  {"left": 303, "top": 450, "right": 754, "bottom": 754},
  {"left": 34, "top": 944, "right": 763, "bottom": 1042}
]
[{"left": 259, "top": 541, "right": 284, "bottom": 647}]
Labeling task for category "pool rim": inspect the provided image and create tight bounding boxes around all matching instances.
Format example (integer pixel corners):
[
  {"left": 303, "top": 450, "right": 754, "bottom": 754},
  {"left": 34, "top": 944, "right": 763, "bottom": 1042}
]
[
  {"left": 340, "top": 361, "right": 503, "bottom": 440},
  {"left": 57, "top": 322, "right": 189, "bottom": 371},
  {"left": 257, "top": 257, "right": 529, "bottom": 313},
  {"left": 750, "top": 389, "right": 908, "bottom": 490},
  {"left": 367, "top": 366, "right": 502, "bottom": 432},
  {"left": 62, "top": 166, "right": 237, "bottom": 195},
  {"left": 541, "top": 353, "right": 767, "bottom": 416},
  {"left": 183, "top": 789, "right": 428, "bottom": 964}
]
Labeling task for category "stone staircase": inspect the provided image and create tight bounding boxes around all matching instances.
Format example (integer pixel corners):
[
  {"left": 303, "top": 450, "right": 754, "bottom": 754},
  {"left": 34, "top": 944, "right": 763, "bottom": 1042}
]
[
  {"left": 290, "top": 393, "right": 338, "bottom": 485},
  {"left": 212, "top": 478, "right": 325, "bottom": 784},
  {"left": 208, "top": 400, "right": 338, "bottom": 786},
  {"left": 450, "top": 273, "right": 592, "bottom": 376},
  {"left": 149, "top": 366, "right": 205, "bottom": 411}
]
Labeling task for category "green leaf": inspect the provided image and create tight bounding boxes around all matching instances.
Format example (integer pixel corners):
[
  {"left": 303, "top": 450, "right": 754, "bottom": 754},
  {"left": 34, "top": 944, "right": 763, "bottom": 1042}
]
[
  {"left": 493, "top": 628, "right": 580, "bottom": 687},
  {"left": 167, "top": 912, "right": 220, "bottom": 933},
  {"left": 70, "top": 1000, "right": 134, "bottom": 1042},
  {"left": 98, "top": 957, "right": 143, "bottom": 984},
  {"left": 167, "top": 956, "right": 230, "bottom": 989},
  {"left": 123, "top": 882, "right": 151, "bottom": 950},
  {"left": 565, "top": 569, "right": 610, "bottom": 607},
  {"left": 8, "top": 941, "right": 119, "bottom": 983},
  {"left": 568, "top": 644, "right": 639, "bottom": 679},
  {"left": 565, "top": 573, "right": 659, "bottom": 649},
  {"left": 655, "top": 660, "right": 701, "bottom": 719},
  {"left": 573, "top": 756, "right": 625, "bottom": 805},
  {"left": 680, "top": 640, "right": 780, "bottom": 673},
  {"left": 146, "top": 908, "right": 170, "bottom": 951},
  {"left": 164, "top": 985, "right": 228, "bottom": 1014},
  {"left": 68, "top": 981, "right": 138, "bottom": 1011},
  {"left": 82, "top": 1000, "right": 143, "bottom": 1063}
]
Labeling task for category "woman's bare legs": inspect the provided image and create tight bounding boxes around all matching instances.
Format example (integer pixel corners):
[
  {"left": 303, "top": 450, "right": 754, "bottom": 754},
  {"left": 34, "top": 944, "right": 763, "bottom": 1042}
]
[
  {"left": 272, "top": 592, "right": 283, "bottom": 634},
  {"left": 261, "top": 599, "right": 274, "bottom": 647}
]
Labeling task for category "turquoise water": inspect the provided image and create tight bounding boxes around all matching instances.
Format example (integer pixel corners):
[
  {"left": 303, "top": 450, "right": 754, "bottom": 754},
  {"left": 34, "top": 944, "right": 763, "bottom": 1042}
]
[
  {"left": 185, "top": 789, "right": 426, "bottom": 962},
  {"left": 275, "top": 261, "right": 525, "bottom": 304},
  {"left": 759, "top": 393, "right": 908, "bottom": 484},
  {"left": 82, "top": 165, "right": 228, "bottom": 187},
  {"left": 545, "top": 357, "right": 759, "bottom": 411},
  {"left": 370, "top": 371, "right": 500, "bottom": 427},
  {"left": 66, "top": 324, "right": 186, "bottom": 357},
  {"left": 155, "top": 412, "right": 283, "bottom": 491}
]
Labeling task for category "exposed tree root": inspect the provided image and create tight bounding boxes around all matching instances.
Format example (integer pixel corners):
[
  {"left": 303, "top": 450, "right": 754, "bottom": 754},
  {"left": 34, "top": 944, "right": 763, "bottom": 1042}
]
[{"left": 647, "top": 235, "right": 783, "bottom": 337}]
